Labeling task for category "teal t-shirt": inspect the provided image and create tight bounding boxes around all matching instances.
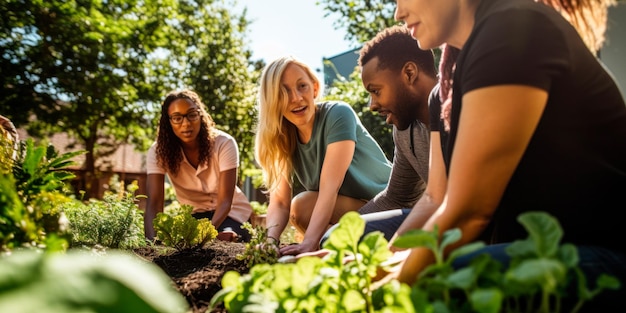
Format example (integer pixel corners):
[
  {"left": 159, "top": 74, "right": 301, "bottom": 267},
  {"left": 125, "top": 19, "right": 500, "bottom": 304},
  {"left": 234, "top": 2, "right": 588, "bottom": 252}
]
[{"left": 293, "top": 101, "right": 392, "bottom": 200}]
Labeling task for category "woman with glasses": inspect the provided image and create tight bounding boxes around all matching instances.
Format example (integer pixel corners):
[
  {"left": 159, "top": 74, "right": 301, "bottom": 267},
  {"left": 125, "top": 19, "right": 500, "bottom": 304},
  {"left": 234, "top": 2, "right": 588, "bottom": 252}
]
[
  {"left": 255, "top": 56, "right": 392, "bottom": 256},
  {"left": 144, "top": 89, "right": 253, "bottom": 242}
]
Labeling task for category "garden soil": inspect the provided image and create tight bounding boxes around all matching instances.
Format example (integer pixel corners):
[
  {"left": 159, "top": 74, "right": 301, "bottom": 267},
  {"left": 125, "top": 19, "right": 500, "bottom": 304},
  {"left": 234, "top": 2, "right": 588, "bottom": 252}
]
[{"left": 134, "top": 240, "right": 249, "bottom": 313}]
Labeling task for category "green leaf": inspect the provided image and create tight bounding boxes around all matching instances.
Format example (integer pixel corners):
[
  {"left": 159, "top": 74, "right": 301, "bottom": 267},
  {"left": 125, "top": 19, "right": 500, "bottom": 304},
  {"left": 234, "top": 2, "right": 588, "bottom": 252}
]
[
  {"left": 323, "top": 211, "right": 365, "bottom": 252},
  {"left": 517, "top": 211, "right": 563, "bottom": 257},
  {"left": 506, "top": 258, "right": 567, "bottom": 292},
  {"left": 392, "top": 228, "right": 438, "bottom": 250},
  {"left": 470, "top": 288, "right": 503, "bottom": 313}
]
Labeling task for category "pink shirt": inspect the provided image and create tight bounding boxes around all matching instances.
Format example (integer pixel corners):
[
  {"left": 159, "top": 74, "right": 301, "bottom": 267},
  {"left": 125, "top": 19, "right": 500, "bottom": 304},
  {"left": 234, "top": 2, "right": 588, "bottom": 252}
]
[{"left": 147, "top": 130, "right": 252, "bottom": 223}]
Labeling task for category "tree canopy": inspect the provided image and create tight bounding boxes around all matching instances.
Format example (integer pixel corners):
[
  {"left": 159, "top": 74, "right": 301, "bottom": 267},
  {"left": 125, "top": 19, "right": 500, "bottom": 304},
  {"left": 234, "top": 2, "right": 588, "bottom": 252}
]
[{"left": 1, "top": 0, "right": 259, "bottom": 197}]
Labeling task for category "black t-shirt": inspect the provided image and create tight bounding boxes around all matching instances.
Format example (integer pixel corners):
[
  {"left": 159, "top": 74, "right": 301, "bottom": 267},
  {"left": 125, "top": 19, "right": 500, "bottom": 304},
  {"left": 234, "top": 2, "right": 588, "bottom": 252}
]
[{"left": 448, "top": 0, "right": 626, "bottom": 251}]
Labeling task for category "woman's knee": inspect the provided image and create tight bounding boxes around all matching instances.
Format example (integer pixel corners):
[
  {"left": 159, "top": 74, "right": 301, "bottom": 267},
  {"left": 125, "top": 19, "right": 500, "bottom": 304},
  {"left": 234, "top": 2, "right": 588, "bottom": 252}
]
[{"left": 291, "top": 191, "right": 318, "bottom": 228}]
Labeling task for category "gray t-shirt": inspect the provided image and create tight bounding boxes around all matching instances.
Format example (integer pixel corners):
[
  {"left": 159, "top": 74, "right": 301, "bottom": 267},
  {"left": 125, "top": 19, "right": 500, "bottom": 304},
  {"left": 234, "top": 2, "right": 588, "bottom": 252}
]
[
  {"left": 293, "top": 101, "right": 392, "bottom": 200},
  {"left": 359, "top": 119, "right": 429, "bottom": 214}
]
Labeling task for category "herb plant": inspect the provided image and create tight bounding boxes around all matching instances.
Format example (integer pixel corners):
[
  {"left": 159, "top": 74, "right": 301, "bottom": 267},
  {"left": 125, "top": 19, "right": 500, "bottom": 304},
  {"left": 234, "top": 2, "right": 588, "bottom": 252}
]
[
  {"left": 236, "top": 222, "right": 279, "bottom": 268},
  {"left": 153, "top": 204, "right": 218, "bottom": 251}
]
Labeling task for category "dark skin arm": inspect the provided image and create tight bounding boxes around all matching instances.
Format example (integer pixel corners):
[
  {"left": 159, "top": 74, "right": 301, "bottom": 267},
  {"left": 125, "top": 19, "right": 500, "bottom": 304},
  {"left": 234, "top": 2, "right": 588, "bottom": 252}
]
[{"left": 144, "top": 173, "right": 165, "bottom": 241}]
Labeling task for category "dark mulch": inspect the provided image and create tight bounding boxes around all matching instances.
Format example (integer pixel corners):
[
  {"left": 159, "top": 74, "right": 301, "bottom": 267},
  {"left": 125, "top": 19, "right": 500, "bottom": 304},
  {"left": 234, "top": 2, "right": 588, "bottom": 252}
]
[{"left": 134, "top": 240, "right": 249, "bottom": 313}]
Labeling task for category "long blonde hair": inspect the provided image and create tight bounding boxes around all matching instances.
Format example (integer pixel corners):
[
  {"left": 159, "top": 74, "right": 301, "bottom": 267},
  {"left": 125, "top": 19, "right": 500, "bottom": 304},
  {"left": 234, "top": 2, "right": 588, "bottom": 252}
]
[{"left": 254, "top": 56, "right": 323, "bottom": 193}]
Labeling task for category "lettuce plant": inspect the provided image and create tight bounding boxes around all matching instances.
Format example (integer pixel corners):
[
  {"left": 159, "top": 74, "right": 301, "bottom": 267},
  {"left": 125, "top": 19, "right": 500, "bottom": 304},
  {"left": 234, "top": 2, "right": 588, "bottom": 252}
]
[{"left": 153, "top": 204, "right": 217, "bottom": 251}]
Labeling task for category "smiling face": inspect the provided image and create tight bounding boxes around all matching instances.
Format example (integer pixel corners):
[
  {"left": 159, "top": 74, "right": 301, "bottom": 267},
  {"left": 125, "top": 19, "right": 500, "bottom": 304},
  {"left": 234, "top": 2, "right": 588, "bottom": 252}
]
[
  {"left": 361, "top": 56, "right": 421, "bottom": 131},
  {"left": 394, "top": 0, "right": 462, "bottom": 49},
  {"left": 168, "top": 98, "right": 202, "bottom": 145},
  {"left": 280, "top": 63, "right": 319, "bottom": 132}
]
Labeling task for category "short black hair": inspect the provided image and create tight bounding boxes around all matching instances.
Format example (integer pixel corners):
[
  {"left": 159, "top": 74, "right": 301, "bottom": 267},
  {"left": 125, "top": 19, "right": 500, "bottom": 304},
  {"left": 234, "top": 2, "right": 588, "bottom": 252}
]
[{"left": 359, "top": 25, "right": 437, "bottom": 78}]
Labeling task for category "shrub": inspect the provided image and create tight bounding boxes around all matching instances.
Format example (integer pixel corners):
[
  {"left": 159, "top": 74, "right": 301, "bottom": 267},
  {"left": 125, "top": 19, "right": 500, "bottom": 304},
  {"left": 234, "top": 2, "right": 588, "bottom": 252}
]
[
  {"left": 0, "top": 137, "right": 82, "bottom": 252},
  {"left": 153, "top": 204, "right": 217, "bottom": 251},
  {"left": 63, "top": 181, "right": 146, "bottom": 250}
]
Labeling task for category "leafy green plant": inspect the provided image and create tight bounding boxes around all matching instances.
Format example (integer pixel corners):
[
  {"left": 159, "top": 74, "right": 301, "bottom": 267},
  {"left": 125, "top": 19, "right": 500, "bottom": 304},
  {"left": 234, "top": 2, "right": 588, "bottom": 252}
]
[
  {"left": 236, "top": 222, "right": 279, "bottom": 268},
  {"left": 211, "top": 211, "right": 620, "bottom": 313},
  {"left": 393, "top": 211, "right": 621, "bottom": 313},
  {"left": 62, "top": 181, "right": 146, "bottom": 250},
  {"left": 210, "top": 212, "right": 412, "bottom": 313},
  {"left": 0, "top": 249, "right": 189, "bottom": 313},
  {"left": 250, "top": 201, "right": 268, "bottom": 215},
  {"left": 153, "top": 204, "right": 218, "bottom": 251},
  {"left": 0, "top": 137, "right": 83, "bottom": 252}
]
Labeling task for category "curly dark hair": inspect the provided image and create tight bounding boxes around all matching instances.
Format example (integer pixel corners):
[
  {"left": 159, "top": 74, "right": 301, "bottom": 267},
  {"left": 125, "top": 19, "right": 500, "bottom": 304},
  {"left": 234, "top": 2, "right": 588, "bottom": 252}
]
[
  {"left": 156, "top": 89, "right": 217, "bottom": 175},
  {"left": 358, "top": 25, "right": 437, "bottom": 79}
]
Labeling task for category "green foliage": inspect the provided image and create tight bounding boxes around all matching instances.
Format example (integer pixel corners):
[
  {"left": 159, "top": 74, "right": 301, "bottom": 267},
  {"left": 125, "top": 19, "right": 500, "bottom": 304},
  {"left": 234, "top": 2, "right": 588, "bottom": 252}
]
[
  {"left": 236, "top": 222, "right": 279, "bottom": 268},
  {"left": 0, "top": 249, "right": 189, "bottom": 313},
  {"left": 210, "top": 212, "right": 409, "bottom": 313},
  {"left": 211, "top": 211, "right": 620, "bottom": 313},
  {"left": 0, "top": 0, "right": 260, "bottom": 197},
  {"left": 317, "top": 0, "right": 398, "bottom": 45},
  {"left": 153, "top": 204, "right": 218, "bottom": 251},
  {"left": 250, "top": 201, "right": 268, "bottom": 215},
  {"left": 62, "top": 181, "right": 146, "bottom": 250},
  {"left": 1, "top": 138, "right": 83, "bottom": 252},
  {"left": 393, "top": 211, "right": 621, "bottom": 313},
  {"left": 12, "top": 138, "right": 84, "bottom": 204}
]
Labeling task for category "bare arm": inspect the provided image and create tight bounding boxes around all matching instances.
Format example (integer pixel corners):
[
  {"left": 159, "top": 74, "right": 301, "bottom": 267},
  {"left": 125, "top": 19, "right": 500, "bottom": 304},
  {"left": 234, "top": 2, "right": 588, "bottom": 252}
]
[
  {"left": 212, "top": 168, "right": 237, "bottom": 229},
  {"left": 265, "top": 177, "right": 293, "bottom": 242},
  {"left": 144, "top": 173, "right": 165, "bottom": 240},
  {"left": 281, "top": 140, "right": 355, "bottom": 255},
  {"left": 397, "top": 85, "right": 548, "bottom": 285}
]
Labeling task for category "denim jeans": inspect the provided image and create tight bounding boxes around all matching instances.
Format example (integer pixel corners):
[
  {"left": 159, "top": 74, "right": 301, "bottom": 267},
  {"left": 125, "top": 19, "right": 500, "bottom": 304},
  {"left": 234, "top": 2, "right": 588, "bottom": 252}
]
[{"left": 320, "top": 208, "right": 411, "bottom": 246}]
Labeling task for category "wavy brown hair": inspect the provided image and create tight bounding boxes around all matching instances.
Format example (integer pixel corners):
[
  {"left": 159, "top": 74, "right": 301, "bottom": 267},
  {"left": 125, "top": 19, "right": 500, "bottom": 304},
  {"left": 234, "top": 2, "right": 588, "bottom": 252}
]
[{"left": 156, "top": 89, "right": 217, "bottom": 176}]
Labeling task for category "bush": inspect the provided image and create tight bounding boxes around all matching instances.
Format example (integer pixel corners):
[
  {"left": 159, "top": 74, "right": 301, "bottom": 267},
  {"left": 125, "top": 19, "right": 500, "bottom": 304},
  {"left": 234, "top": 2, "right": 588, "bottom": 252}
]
[
  {"left": 63, "top": 181, "right": 146, "bottom": 250},
  {"left": 0, "top": 137, "right": 82, "bottom": 252}
]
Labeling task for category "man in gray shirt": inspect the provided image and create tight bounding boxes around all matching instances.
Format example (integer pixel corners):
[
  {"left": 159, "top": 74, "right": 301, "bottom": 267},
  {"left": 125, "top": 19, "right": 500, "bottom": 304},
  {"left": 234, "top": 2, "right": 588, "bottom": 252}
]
[{"left": 327, "top": 25, "right": 438, "bottom": 241}]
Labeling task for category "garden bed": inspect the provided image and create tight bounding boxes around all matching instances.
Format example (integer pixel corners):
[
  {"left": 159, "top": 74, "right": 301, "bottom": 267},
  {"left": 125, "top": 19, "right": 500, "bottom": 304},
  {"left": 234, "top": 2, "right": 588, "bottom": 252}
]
[{"left": 134, "top": 240, "right": 249, "bottom": 313}]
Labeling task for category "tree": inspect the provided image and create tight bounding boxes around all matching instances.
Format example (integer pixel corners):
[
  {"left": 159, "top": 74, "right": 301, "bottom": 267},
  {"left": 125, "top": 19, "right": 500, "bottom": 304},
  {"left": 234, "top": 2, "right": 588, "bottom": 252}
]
[
  {"left": 318, "top": 0, "right": 399, "bottom": 44},
  {"left": 0, "top": 0, "right": 259, "bottom": 198}
]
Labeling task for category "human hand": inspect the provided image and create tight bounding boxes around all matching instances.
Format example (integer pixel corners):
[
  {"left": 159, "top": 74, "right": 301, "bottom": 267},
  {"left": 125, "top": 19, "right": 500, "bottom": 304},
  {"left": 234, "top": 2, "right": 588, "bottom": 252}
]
[
  {"left": 279, "top": 240, "right": 319, "bottom": 256},
  {"left": 217, "top": 230, "right": 239, "bottom": 242},
  {"left": 372, "top": 249, "right": 409, "bottom": 286}
]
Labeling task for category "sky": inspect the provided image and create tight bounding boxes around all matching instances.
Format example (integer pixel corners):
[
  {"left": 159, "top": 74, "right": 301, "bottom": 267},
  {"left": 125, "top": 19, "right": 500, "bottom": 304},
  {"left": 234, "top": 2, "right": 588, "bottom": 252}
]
[{"left": 236, "top": 0, "right": 354, "bottom": 80}]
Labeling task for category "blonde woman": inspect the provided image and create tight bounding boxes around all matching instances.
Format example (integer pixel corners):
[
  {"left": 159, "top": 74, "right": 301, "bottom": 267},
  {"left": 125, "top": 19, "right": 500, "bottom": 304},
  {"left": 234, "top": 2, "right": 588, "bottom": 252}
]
[{"left": 255, "top": 56, "right": 392, "bottom": 255}]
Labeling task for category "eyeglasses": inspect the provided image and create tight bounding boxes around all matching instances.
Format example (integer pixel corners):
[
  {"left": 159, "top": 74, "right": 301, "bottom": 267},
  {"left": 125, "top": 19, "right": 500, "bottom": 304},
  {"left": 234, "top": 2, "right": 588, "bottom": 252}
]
[{"left": 169, "top": 110, "right": 201, "bottom": 124}]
